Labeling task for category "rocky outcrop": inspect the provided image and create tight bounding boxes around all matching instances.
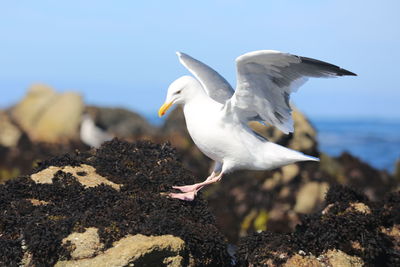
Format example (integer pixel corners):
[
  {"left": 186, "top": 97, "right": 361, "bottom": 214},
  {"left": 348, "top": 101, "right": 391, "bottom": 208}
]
[
  {"left": 237, "top": 185, "right": 400, "bottom": 266},
  {"left": 1, "top": 87, "right": 399, "bottom": 265},
  {"left": 0, "top": 86, "right": 159, "bottom": 183},
  {"left": 0, "top": 111, "right": 22, "bottom": 147},
  {"left": 86, "top": 106, "right": 157, "bottom": 139},
  {"left": 11, "top": 84, "right": 84, "bottom": 143},
  {"left": 248, "top": 106, "right": 318, "bottom": 155},
  {"left": 0, "top": 139, "right": 231, "bottom": 266},
  {"left": 56, "top": 233, "right": 186, "bottom": 267}
]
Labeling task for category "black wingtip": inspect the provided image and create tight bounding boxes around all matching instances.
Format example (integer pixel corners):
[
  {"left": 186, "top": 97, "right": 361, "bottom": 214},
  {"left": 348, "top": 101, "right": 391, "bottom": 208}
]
[
  {"left": 339, "top": 68, "right": 357, "bottom": 76},
  {"left": 299, "top": 56, "right": 357, "bottom": 77}
]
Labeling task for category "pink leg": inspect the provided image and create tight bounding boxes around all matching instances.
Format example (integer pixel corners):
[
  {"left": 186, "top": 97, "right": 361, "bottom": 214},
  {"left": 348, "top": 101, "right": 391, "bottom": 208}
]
[
  {"left": 172, "top": 172, "right": 218, "bottom": 193},
  {"left": 168, "top": 172, "right": 223, "bottom": 201}
]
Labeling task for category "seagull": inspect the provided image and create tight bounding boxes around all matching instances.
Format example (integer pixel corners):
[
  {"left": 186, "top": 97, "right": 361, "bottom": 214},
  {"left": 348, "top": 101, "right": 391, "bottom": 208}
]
[
  {"left": 159, "top": 50, "right": 356, "bottom": 201},
  {"left": 80, "top": 113, "right": 113, "bottom": 148}
]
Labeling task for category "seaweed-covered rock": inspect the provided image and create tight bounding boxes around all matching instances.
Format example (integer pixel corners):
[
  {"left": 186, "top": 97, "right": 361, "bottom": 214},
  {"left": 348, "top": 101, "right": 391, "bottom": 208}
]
[
  {"left": 334, "top": 152, "right": 395, "bottom": 201},
  {"left": 205, "top": 149, "right": 397, "bottom": 243},
  {"left": 0, "top": 137, "right": 86, "bottom": 184},
  {"left": 0, "top": 139, "right": 231, "bottom": 266},
  {"left": 237, "top": 185, "right": 400, "bottom": 266}
]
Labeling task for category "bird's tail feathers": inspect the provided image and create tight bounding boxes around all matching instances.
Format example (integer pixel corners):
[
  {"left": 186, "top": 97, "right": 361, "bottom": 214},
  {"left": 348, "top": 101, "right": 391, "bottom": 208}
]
[{"left": 293, "top": 152, "right": 320, "bottom": 162}]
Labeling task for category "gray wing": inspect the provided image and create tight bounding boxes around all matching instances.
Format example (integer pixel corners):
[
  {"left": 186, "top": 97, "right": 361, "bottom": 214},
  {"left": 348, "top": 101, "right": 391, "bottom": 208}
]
[
  {"left": 227, "top": 50, "right": 356, "bottom": 134},
  {"left": 177, "top": 52, "right": 234, "bottom": 103}
]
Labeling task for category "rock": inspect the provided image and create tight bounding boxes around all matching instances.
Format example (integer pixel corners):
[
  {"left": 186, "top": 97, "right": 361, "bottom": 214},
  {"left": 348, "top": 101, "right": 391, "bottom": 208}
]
[
  {"left": 237, "top": 185, "right": 400, "bottom": 266},
  {"left": 56, "top": 234, "right": 186, "bottom": 267},
  {"left": 0, "top": 111, "right": 21, "bottom": 147},
  {"left": 345, "top": 202, "right": 371, "bottom": 214},
  {"left": 324, "top": 249, "right": 364, "bottom": 267},
  {"left": 248, "top": 106, "right": 318, "bottom": 155},
  {"left": 279, "top": 250, "right": 364, "bottom": 267},
  {"left": 11, "top": 84, "right": 83, "bottom": 143},
  {"left": 28, "top": 198, "right": 50, "bottom": 206},
  {"left": 283, "top": 254, "right": 321, "bottom": 267},
  {"left": 86, "top": 106, "right": 157, "bottom": 138},
  {"left": 294, "top": 182, "right": 329, "bottom": 213},
  {"left": 61, "top": 227, "right": 104, "bottom": 260},
  {"left": 0, "top": 139, "right": 231, "bottom": 266},
  {"left": 281, "top": 164, "right": 300, "bottom": 183},
  {"left": 289, "top": 107, "right": 318, "bottom": 153},
  {"left": 31, "top": 164, "right": 121, "bottom": 190},
  {"left": 381, "top": 225, "right": 400, "bottom": 252},
  {"left": 11, "top": 84, "right": 56, "bottom": 132},
  {"left": 335, "top": 152, "right": 395, "bottom": 201},
  {"left": 395, "top": 160, "right": 400, "bottom": 183},
  {"left": 161, "top": 106, "right": 187, "bottom": 136},
  {"left": 319, "top": 153, "right": 346, "bottom": 183},
  {"left": 0, "top": 140, "right": 87, "bottom": 185}
]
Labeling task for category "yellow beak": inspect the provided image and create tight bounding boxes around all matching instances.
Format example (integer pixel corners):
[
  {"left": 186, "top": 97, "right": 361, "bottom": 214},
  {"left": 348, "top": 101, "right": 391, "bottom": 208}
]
[{"left": 158, "top": 101, "right": 173, "bottom": 117}]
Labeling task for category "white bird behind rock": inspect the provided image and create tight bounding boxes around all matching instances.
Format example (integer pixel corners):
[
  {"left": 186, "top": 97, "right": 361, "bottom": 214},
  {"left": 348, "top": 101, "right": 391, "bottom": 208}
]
[
  {"left": 80, "top": 114, "right": 113, "bottom": 148},
  {"left": 159, "top": 50, "right": 356, "bottom": 201}
]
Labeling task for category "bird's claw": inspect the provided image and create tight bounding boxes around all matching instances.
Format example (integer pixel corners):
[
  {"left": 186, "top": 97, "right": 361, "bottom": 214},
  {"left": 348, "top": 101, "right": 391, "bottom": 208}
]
[
  {"left": 168, "top": 191, "right": 197, "bottom": 201},
  {"left": 172, "top": 185, "right": 199, "bottom": 193}
]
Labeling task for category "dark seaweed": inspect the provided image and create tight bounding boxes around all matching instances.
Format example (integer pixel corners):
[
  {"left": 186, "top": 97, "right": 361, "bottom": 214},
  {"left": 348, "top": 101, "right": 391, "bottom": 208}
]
[
  {"left": 237, "top": 186, "right": 400, "bottom": 266},
  {"left": 0, "top": 139, "right": 231, "bottom": 266}
]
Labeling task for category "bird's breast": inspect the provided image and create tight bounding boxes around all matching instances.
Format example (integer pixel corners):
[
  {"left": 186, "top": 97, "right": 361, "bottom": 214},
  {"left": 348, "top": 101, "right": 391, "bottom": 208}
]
[{"left": 183, "top": 103, "right": 253, "bottom": 164}]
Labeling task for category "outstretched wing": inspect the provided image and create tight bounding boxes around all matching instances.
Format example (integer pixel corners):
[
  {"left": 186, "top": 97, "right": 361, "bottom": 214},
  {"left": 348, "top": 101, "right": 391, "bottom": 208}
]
[
  {"left": 227, "top": 50, "right": 356, "bottom": 134},
  {"left": 177, "top": 52, "right": 234, "bottom": 103}
]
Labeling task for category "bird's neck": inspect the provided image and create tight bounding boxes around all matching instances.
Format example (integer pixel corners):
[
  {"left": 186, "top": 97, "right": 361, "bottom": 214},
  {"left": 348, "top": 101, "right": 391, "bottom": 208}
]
[
  {"left": 183, "top": 90, "right": 222, "bottom": 123},
  {"left": 184, "top": 80, "right": 210, "bottom": 105}
]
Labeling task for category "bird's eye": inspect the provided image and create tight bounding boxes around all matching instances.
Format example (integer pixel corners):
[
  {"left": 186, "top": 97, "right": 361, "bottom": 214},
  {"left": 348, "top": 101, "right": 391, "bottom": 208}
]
[{"left": 175, "top": 90, "right": 182, "bottom": 95}]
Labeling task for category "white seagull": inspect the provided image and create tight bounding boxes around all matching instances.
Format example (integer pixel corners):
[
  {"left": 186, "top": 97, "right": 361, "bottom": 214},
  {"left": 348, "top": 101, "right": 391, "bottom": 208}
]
[
  {"left": 80, "top": 113, "right": 113, "bottom": 148},
  {"left": 159, "top": 50, "right": 356, "bottom": 201}
]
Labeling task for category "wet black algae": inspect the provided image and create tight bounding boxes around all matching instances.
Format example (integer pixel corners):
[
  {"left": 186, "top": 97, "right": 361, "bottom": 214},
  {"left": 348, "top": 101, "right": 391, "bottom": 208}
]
[
  {"left": 237, "top": 185, "right": 400, "bottom": 267},
  {"left": 0, "top": 139, "right": 231, "bottom": 266}
]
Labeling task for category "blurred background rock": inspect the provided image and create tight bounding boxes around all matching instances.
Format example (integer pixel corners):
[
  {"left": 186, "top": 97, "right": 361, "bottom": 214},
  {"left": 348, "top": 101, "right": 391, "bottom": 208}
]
[{"left": 0, "top": 85, "right": 398, "bottom": 245}]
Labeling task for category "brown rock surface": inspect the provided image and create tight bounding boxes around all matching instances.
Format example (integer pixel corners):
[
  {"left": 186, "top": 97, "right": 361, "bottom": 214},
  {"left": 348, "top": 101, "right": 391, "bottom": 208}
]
[
  {"left": 11, "top": 84, "right": 83, "bottom": 143},
  {"left": 0, "top": 111, "right": 21, "bottom": 147},
  {"left": 279, "top": 250, "right": 364, "bottom": 267},
  {"left": 61, "top": 227, "right": 104, "bottom": 260},
  {"left": 283, "top": 254, "right": 321, "bottom": 267},
  {"left": 248, "top": 106, "right": 318, "bottom": 155},
  {"left": 11, "top": 84, "right": 56, "bottom": 131},
  {"left": 324, "top": 249, "right": 364, "bottom": 267},
  {"left": 294, "top": 182, "right": 329, "bottom": 213},
  {"left": 56, "top": 234, "right": 186, "bottom": 267},
  {"left": 31, "top": 164, "right": 121, "bottom": 190}
]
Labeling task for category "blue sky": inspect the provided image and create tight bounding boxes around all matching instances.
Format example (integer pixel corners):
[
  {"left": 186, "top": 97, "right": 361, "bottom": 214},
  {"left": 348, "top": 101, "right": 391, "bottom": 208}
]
[{"left": 0, "top": 0, "right": 399, "bottom": 119}]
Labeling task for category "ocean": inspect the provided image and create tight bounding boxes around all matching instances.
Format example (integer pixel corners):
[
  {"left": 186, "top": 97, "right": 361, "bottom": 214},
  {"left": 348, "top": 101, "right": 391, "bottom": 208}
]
[
  {"left": 311, "top": 118, "right": 400, "bottom": 173},
  {"left": 149, "top": 115, "right": 400, "bottom": 173}
]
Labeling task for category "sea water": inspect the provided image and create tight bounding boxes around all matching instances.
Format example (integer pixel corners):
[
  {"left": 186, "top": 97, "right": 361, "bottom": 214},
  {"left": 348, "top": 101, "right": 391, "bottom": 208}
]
[{"left": 311, "top": 118, "right": 400, "bottom": 173}]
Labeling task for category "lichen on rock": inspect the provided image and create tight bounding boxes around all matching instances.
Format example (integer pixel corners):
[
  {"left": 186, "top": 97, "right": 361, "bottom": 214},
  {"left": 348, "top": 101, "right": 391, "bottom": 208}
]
[{"left": 56, "top": 233, "right": 185, "bottom": 267}]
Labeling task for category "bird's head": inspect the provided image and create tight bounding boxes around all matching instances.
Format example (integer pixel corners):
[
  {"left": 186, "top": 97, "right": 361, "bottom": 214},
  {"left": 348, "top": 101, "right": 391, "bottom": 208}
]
[{"left": 158, "top": 75, "right": 197, "bottom": 117}]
